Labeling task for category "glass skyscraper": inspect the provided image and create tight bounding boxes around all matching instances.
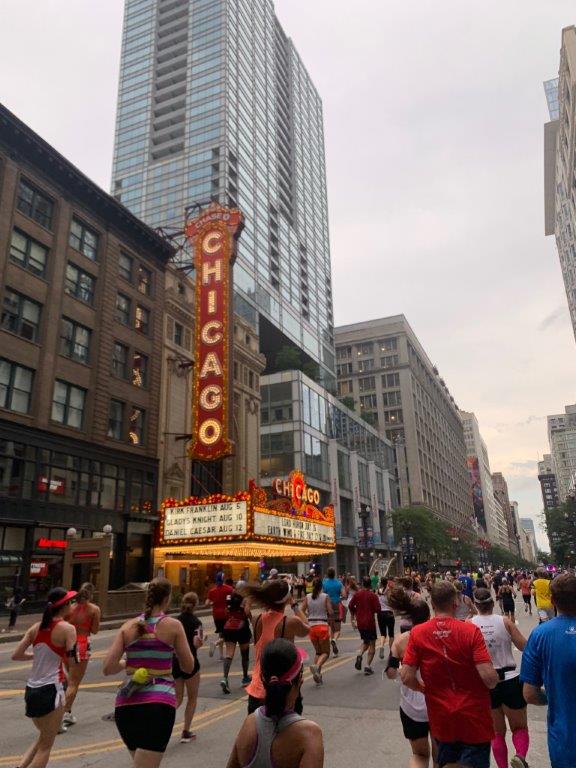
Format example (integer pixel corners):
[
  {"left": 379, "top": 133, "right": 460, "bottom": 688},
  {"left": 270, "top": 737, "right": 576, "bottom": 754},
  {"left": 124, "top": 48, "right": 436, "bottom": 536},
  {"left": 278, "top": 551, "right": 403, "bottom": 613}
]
[{"left": 112, "top": 0, "right": 335, "bottom": 385}]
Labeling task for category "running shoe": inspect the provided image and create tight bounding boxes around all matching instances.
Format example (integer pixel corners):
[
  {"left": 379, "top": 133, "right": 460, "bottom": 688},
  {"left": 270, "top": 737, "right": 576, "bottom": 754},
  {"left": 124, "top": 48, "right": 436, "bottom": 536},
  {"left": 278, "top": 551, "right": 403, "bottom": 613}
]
[
  {"left": 310, "top": 664, "right": 321, "bottom": 684},
  {"left": 331, "top": 640, "right": 339, "bottom": 656},
  {"left": 241, "top": 675, "right": 252, "bottom": 687},
  {"left": 57, "top": 723, "right": 68, "bottom": 734},
  {"left": 220, "top": 677, "right": 231, "bottom": 694},
  {"left": 364, "top": 667, "right": 374, "bottom": 675},
  {"left": 180, "top": 731, "right": 196, "bottom": 743},
  {"left": 379, "top": 647, "right": 385, "bottom": 660},
  {"left": 354, "top": 655, "right": 363, "bottom": 671},
  {"left": 511, "top": 756, "right": 529, "bottom": 768},
  {"left": 209, "top": 640, "right": 215, "bottom": 658},
  {"left": 62, "top": 712, "right": 77, "bottom": 726}
]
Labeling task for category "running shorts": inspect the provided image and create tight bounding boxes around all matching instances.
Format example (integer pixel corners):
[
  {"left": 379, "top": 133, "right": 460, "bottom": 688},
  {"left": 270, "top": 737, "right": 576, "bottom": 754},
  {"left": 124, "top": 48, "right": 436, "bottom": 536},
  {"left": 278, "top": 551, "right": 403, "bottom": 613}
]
[
  {"left": 377, "top": 611, "right": 395, "bottom": 638},
  {"left": 330, "top": 606, "right": 342, "bottom": 626},
  {"left": 214, "top": 618, "right": 226, "bottom": 635},
  {"left": 25, "top": 683, "right": 65, "bottom": 718},
  {"left": 502, "top": 600, "right": 515, "bottom": 614},
  {"left": 490, "top": 676, "right": 526, "bottom": 710},
  {"left": 222, "top": 624, "right": 252, "bottom": 646},
  {"left": 76, "top": 635, "right": 91, "bottom": 662},
  {"left": 399, "top": 707, "right": 429, "bottom": 740},
  {"left": 309, "top": 623, "right": 331, "bottom": 655},
  {"left": 115, "top": 703, "right": 176, "bottom": 753},
  {"left": 436, "top": 741, "right": 491, "bottom": 768},
  {"left": 172, "top": 655, "right": 200, "bottom": 680},
  {"left": 359, "top": 627, "right": 377, "bottom": 643},
  {"left": 522, "top": 594, "right": 531, "bottom": 604}
]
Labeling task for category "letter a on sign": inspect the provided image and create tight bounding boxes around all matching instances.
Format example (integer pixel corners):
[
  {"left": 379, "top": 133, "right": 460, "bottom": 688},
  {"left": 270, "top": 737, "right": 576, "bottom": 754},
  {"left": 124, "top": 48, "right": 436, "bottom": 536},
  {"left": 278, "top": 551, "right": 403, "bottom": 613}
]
[{"left": 185, "top": 203, "right": 244, "bottom": 461}]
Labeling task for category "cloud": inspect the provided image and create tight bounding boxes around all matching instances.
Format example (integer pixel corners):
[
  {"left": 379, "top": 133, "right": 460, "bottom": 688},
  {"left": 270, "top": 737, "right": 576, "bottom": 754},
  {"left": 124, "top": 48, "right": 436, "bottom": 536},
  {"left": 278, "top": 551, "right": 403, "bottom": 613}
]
[{"left": 539, "top": 305, "right": 571, "bottom": 331}]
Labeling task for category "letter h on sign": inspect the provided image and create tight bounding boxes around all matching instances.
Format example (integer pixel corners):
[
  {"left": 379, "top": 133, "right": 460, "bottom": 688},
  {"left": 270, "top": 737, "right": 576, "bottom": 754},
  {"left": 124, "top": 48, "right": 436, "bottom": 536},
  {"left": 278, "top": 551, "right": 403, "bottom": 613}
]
[{"left": 185, "top": 204, "right": 244, "bottom": 461}]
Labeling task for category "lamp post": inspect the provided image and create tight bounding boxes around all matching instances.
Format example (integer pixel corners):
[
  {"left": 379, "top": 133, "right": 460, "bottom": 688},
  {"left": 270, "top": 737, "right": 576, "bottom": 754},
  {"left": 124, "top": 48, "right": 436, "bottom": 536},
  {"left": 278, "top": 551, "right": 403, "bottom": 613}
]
[
  {"left": 358, "top": 505, "right": 373, "bottom": 578},
  {"left": 401, "top": 521, "right": 417, "bottom": 572}
]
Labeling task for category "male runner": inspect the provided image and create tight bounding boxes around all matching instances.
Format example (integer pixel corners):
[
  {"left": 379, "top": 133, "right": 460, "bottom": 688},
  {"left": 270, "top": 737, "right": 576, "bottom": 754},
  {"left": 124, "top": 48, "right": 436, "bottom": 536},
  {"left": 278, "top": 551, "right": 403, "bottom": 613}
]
[
  {"left": 458, "top": 568, "right": 474, "bottom": 599},
  {"left": 401, "top": 581, "right": 498, "bottom": 768},
  {"left": 349, "top": 577, "right": 380, "bottom": 675},
  {"left": 531, "top": 569, "right": 553, "bottom": 623},
  {"left": 521, "top": 573, "right": 576, "bottom": 768},
  {"left": 205, "top": 573, "right": 233, "bottom": 660},
  {"left": 322, "top": 567, "right": 344, "bottom": 655}
]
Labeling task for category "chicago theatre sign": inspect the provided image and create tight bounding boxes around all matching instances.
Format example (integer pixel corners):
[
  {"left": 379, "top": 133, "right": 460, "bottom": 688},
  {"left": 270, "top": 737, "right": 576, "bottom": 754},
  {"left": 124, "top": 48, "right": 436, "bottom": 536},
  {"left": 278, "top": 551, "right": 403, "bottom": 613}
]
[{"left": 185, "top": 204, "right": 244, "bottom": 461}]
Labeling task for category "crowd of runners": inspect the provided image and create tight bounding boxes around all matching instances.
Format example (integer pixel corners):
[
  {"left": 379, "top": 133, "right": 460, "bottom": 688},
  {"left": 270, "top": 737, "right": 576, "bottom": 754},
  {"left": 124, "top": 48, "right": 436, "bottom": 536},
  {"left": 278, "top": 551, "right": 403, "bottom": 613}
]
[{"left": 8, "top": 564, "right": 576, "bottom": 768}]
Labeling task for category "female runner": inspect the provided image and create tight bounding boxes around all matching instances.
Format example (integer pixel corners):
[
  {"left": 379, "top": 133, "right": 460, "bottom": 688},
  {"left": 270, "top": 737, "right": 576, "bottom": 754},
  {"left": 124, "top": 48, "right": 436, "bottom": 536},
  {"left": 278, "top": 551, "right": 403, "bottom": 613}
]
[
  {"left": 498, "top": 578, "right": 517, "bottom": 620},
  {"left": 221, "top": 587, "right": 252, "bottom": 694},
  {"left": 12, "top": 587, "right": 77, "bottom": 768},
  {"left": 173, "top": 592, "right": 203, "bottom": 743},
  {"left": 303, "top": 577, "right": 333, "bottom": 685},
  {"left": 62, "top": 582, "right": 100, "bottom": 728}
]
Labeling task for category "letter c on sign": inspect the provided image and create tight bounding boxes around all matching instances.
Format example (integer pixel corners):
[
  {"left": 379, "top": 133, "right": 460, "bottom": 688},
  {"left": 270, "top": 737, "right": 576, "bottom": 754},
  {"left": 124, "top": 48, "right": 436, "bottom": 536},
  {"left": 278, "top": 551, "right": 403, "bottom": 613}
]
[
  {"left": 203, "top": 231, "right": 223, "bottom": 254},
  {"left": 201, "top": 320, "right": 223, "bottom": 345}
]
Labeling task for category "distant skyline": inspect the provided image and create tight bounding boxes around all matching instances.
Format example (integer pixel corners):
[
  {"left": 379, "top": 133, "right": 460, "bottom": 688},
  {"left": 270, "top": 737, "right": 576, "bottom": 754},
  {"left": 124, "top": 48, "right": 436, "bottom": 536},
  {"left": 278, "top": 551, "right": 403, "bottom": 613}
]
[{"left": 1, "top": 0, "right": 574, "bottom": 551}]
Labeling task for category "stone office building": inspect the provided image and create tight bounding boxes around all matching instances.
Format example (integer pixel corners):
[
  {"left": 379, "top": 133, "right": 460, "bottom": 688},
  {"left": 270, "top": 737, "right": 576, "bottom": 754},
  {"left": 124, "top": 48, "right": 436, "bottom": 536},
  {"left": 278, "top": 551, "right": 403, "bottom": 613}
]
[{"left": 0, "top": 104, "right": 173, "bottom": 598}]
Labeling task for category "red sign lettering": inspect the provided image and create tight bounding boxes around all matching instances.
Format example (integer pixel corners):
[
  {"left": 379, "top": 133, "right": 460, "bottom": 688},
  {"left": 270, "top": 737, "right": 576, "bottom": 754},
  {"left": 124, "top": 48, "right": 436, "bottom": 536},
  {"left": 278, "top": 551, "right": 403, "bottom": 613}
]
[{"left": 37, "top": 538, "right": 68, "bottom": 550}]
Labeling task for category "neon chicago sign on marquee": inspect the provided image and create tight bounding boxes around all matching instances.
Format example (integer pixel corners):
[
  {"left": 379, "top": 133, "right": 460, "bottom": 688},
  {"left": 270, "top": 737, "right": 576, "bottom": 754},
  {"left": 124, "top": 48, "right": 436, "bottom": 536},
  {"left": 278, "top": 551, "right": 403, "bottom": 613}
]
[{"left": 185, "top": 204, "right": 244, "bottom": 461}]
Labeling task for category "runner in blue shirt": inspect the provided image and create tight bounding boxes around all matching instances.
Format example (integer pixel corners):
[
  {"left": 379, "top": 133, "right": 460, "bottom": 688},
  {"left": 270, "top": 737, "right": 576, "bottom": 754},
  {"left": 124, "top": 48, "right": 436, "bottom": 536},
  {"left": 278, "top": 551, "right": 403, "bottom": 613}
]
[
  {"left": 458, "top": 570, "right": 474, "bottom": 599},
  {"left": 322, "top": 567, "right": 344, "bottom": 656},
  {"left": 520, "top": 573, "right": 576, "bottom": 768}
]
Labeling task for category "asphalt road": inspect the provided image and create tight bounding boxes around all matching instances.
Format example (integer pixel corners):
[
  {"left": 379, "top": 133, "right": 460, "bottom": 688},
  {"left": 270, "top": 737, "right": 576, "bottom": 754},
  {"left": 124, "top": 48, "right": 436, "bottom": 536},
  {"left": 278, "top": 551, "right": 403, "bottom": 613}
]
[{"left": 0, "top": 597, "right": 550, "bottom": 767}]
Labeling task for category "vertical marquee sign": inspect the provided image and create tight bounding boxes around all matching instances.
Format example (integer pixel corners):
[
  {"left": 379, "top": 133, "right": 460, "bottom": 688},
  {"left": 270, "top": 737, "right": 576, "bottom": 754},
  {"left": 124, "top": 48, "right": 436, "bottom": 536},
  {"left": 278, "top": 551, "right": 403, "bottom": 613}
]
[{"left": 185, "top": 204, "right": 244, "bottom": 460}]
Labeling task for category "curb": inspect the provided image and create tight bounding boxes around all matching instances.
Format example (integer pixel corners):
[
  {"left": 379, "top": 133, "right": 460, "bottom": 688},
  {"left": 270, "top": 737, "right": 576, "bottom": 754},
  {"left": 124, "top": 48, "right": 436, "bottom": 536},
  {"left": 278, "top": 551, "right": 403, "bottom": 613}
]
[{"left": 0, "top": 607, "right": 213, "bottom": 645}]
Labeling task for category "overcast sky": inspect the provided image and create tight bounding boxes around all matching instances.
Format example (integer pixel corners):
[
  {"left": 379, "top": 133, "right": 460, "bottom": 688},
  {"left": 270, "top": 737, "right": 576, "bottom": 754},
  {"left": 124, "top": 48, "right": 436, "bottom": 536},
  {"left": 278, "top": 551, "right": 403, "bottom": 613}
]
[{"left": 2, "top": 0, "right": 574, "bottom": 550}]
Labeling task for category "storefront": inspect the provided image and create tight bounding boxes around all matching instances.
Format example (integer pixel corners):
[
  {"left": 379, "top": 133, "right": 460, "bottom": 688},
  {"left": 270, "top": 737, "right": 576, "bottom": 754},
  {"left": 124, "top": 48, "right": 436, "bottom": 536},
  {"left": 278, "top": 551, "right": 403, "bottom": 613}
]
[{"left": 154, "top": 471, "right": 336, "bottom": 598}]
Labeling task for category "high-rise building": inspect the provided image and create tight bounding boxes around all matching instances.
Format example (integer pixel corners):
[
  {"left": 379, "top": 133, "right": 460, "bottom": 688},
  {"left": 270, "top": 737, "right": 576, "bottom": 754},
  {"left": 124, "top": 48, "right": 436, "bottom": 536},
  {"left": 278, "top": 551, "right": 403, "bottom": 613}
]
[
  {"left": 538, "top": 453, "right": 560, "bottom": 511},
  {"left": 334, "top": 316, "right": 474, "bottom": 530},
  {"left": 492, "top": 472, "right": 520, "bottom": 554},
  {"left": 548, "top": 404, "right": 576, "bottom": 502},
  {"left": 520, "top": 517, "right": 538, "bottom": 562},
  {"left": 460, "top": 411, "right": 509, "bottom": 548},
  {"left": 111, "top": 0, "right": 334, "bottom": 386},
  {"left": 543, "top": 27, "right": 576, "bottom": 341}
]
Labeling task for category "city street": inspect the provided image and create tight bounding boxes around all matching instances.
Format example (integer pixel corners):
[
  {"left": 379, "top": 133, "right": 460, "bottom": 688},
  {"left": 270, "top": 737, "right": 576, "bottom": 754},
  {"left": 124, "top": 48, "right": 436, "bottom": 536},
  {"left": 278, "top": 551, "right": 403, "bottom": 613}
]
[{"left": 0, "top": 598, "right": 550, "bottom": 767}]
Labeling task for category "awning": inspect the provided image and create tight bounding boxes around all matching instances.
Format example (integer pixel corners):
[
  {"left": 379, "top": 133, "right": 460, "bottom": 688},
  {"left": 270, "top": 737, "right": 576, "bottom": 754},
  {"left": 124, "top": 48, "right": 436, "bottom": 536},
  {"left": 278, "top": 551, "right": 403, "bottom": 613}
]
[
  {"left": 0, "top": 555, "right": 23, "bottom": 565},
  {"left": 156, "top": 541, "right": 334, "bottom": 561}
]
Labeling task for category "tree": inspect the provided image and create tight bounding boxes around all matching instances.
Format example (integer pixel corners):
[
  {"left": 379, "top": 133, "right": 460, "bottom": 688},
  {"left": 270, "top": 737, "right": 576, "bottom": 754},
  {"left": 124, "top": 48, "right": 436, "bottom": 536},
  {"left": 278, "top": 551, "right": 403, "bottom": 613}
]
[
  {"left": 542, "top": 499, "right": 576, "bottom": 565},
  {"left": 392, "top": 506, "right": 452, "bottom": 563},
  {"left": 339, "top": 396, "right": 356, "bottom": 410},
  {"left": 274, "top": 345, "right": 302, "bottom": 371},
  {"left": 301, "top": 360, "right": 320, "bottom": 382}
]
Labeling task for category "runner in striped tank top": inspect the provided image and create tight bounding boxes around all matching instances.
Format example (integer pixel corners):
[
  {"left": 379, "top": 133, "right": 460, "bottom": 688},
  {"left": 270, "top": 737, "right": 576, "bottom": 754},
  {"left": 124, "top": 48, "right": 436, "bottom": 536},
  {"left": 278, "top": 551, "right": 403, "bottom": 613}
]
[{"left": 104, "top": 578, "right": 194, "bottom": 763}]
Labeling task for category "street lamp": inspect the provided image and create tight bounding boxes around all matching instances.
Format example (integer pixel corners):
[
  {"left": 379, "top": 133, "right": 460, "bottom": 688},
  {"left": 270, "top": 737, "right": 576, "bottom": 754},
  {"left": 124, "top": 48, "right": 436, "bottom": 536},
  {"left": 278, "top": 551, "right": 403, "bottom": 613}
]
[
  {"left": 103, "top": 524, "right": 113, "bottom": 535},
  {"left": 358, "top": 505, "right": 372, "bottom": 578}
]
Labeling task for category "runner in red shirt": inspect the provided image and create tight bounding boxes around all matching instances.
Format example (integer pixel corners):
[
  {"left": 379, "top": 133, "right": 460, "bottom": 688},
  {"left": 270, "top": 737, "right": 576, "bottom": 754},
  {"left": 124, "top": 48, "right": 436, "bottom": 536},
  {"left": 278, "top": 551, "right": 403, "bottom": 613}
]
[
  {"left": 205, "top": 574, "right": 233, "bottom": 661},
  {"left": 349, "top": 577, "right": 381, "bottom": 675},
  {"left": 401, "top": 580, "right": 498, "bottom": 768}
]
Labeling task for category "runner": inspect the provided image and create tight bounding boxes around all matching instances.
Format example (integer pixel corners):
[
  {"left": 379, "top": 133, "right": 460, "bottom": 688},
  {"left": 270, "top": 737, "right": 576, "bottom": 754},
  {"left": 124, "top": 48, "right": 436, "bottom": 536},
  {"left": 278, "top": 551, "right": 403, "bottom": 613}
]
[
  {"left": 518, "top": 573, "right": 533, "bottom": 616},
  {"left": 321, "top": 567, "right": 344, "bottom": 655},
  {"left": 4, "top": 586, "right": 25, "bottom": 633},
  {"left": 62, "top": 582, "right": 100, "bottom": 729},
  {"left": 385, "top": 593, "right": 433, "bottom": 768},
  {"left": 173, "top": 592, "right": 203, "bottom": 744},
  {"left": 521, "top": 573, "right": 576, "bottom": 768},
  {"left": 103, "top": 578, "right": 195, "bottom": 765},
  {"left": 349, "top": 576, "right": 381, "bottom": 675},
  {"left": 303, "top": 577, "right": 333, "bottom": 685},
  {"left": 458, "top": 568, "right": 474, "bottom": 599},
  {"left": 497, "top": 578, "right": 517, "bottom": 621},
  {"left": 396, "top": 577, "right": 417, "bottom": 633},
  {"left": 243, "top": 579, "right": 309, "bottom": 714},
  {"left": 470, "top": 588, "right": 529, "bottom": 768},
  {"left": 401, "top": 581, "right": 499, "bottom": 768},
  {"left": 205, "top": 573, "right": 234, "bottom": 661},
  {"left": 11, "top": 587, "right": 77, "bottom": 768},
  {"left": 531, "top": 569, "right": 554, "bottom": 623},
  {"left": 454, "top": 580, "right": 477, "bottom": 620},
  {"left": 377, "top": 578, "right": 395, "bottom": 659},
  {"left": 221, "top": 587, "right": 252, "bottom": 694},
  {"left": 225, "top": 638, "right": 324, "bottom": 768},
  {"left": 493, "top": 570, "right": 504, "bottom": 612}
]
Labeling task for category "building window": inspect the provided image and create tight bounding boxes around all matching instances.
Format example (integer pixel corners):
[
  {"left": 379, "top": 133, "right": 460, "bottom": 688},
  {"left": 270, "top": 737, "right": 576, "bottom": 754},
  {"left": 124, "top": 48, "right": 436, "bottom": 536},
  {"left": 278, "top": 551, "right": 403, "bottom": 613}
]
[
  {"left": 358, "top": 358, "right": 374, "bottom": 372},
  {"left": 0, "top": 359, "right": 34, "bottom": 414},
  {"left": 337, "top": 362, "right": 353, "bottom": 376},
  {"left": 382, "top": 373, "right": 400, "bottom": 388},
  {"left": 16, "top": 179, "right": 54, "bottom": 229},
  {"left": 115, "top": 293, "right": 131, "bottom": 325},
  {"left": 336, "top": 346, "right": 352, "bottom": 360},
  {"left": 383, "top": 390, "right": 402, "bottom": 407},
  {"left": 60, "top": 318, "right": 91, "bottom": 363},
  {"left": 135, "top": 305, "right": 150, "bottom": 335},
  {"left": 51, "top": 381, "right": 86, "bottom": 428},
  {"left": 119, "top": 252, "right": 133, "bottom": 281},
  {"left": 384, "top": 409, "right": 403, "bottom": 425},
  {"left": 174, "top": 322, "right": 184, "bottom": 346},
  {"left": 129, "top": 407, "right": 145, "bottom": 445},
  {"left": 65, "top": 263, "right": 95, "bottom": 305},
  {"left": 356, "top": 342, "right": 373, "bottom": 356},
  {"left": 9, "top": 229, "right": 48, "bottom": 277},
  {"left": 379, "top": 337, "right": 398, "bottom": 352},
  {"left": 1, "top": 289, "right": 41, "bottom": 342},
  {"left": 137, "top": 266, "right": 152, "bottom": 296},
  {"left": 360, "top": 394, "right": 377, "bottom": 410},
  {"left": 69, "top": 218, "right": 99, "bottom": 261},
  {"left": 112, "top": 342, "right": 129, "bottom": 379},
  {"left": 107, "top": 400, "right": 124, "bottom": 440},
  {"left": 177, "top": 282, "right": 186, "bottom": 296},
  {"left": 338, "top": 380, "right": 352, "bottom": 396},
  {"left": 381, "top": 355, "right": 399, "bottom": 368},
  {"left": 358, "top": 376, "right": 376, "bottom": 392},
  {"left": 132, "top": 352, "right": 148, "bottom": 388}
]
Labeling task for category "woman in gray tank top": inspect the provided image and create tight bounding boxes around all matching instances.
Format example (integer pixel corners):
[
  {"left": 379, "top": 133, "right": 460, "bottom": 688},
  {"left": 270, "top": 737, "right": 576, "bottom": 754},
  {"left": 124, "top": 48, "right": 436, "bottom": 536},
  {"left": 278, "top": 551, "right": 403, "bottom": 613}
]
[{"left": 226, "top": 639, "right": 324, "bottom": 768}]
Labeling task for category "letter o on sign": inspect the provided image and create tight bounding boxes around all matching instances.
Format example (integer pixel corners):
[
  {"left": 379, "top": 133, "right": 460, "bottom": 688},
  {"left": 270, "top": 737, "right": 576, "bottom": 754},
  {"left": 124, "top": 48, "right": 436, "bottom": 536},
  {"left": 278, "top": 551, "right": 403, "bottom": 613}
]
[
  {"left": 200, "top": 384, "right": 222, "bottom": 411},
  {"left": 313, "top": 490, "right": 320, "bottom": 505},
  {"left": 199, "top": 419, "right": 222, "bottom": 446}
]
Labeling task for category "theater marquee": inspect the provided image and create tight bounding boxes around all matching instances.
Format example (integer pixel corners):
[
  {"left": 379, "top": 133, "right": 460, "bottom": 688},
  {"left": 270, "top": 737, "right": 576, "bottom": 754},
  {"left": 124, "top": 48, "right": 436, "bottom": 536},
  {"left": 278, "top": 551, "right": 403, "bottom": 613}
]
[{"left": 185, "top": 204, "right": 244, "bottom": 461}]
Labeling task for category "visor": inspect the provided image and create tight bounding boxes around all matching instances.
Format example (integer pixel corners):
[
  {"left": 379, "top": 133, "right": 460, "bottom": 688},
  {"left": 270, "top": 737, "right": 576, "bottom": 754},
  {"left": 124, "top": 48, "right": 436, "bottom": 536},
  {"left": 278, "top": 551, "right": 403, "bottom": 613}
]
[
  {"left": 50, "top": 590, "right": 78, "bottom": 609},
  {"left": 268, "top": 647, "right": 309, "bottom": 685}
]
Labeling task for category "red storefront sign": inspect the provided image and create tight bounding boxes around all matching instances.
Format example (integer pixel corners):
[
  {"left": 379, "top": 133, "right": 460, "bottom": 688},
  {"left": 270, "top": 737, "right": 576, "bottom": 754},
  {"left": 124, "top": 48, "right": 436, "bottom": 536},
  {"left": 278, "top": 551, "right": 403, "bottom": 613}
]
[
  {"left": 30, "top": 561, "right": 49, "bottom": 577},
  {"left": 185, "top": 204, "right": 244, "bottom": 461},
  {"left": 72, "top": 551, "right": 99, "bottom": 560},
  {"left": 37, "top": 538, "right": 68, "bottom": 550},
  {"left": 37, "top": 476, "right": 66, "bottom": 494}
]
